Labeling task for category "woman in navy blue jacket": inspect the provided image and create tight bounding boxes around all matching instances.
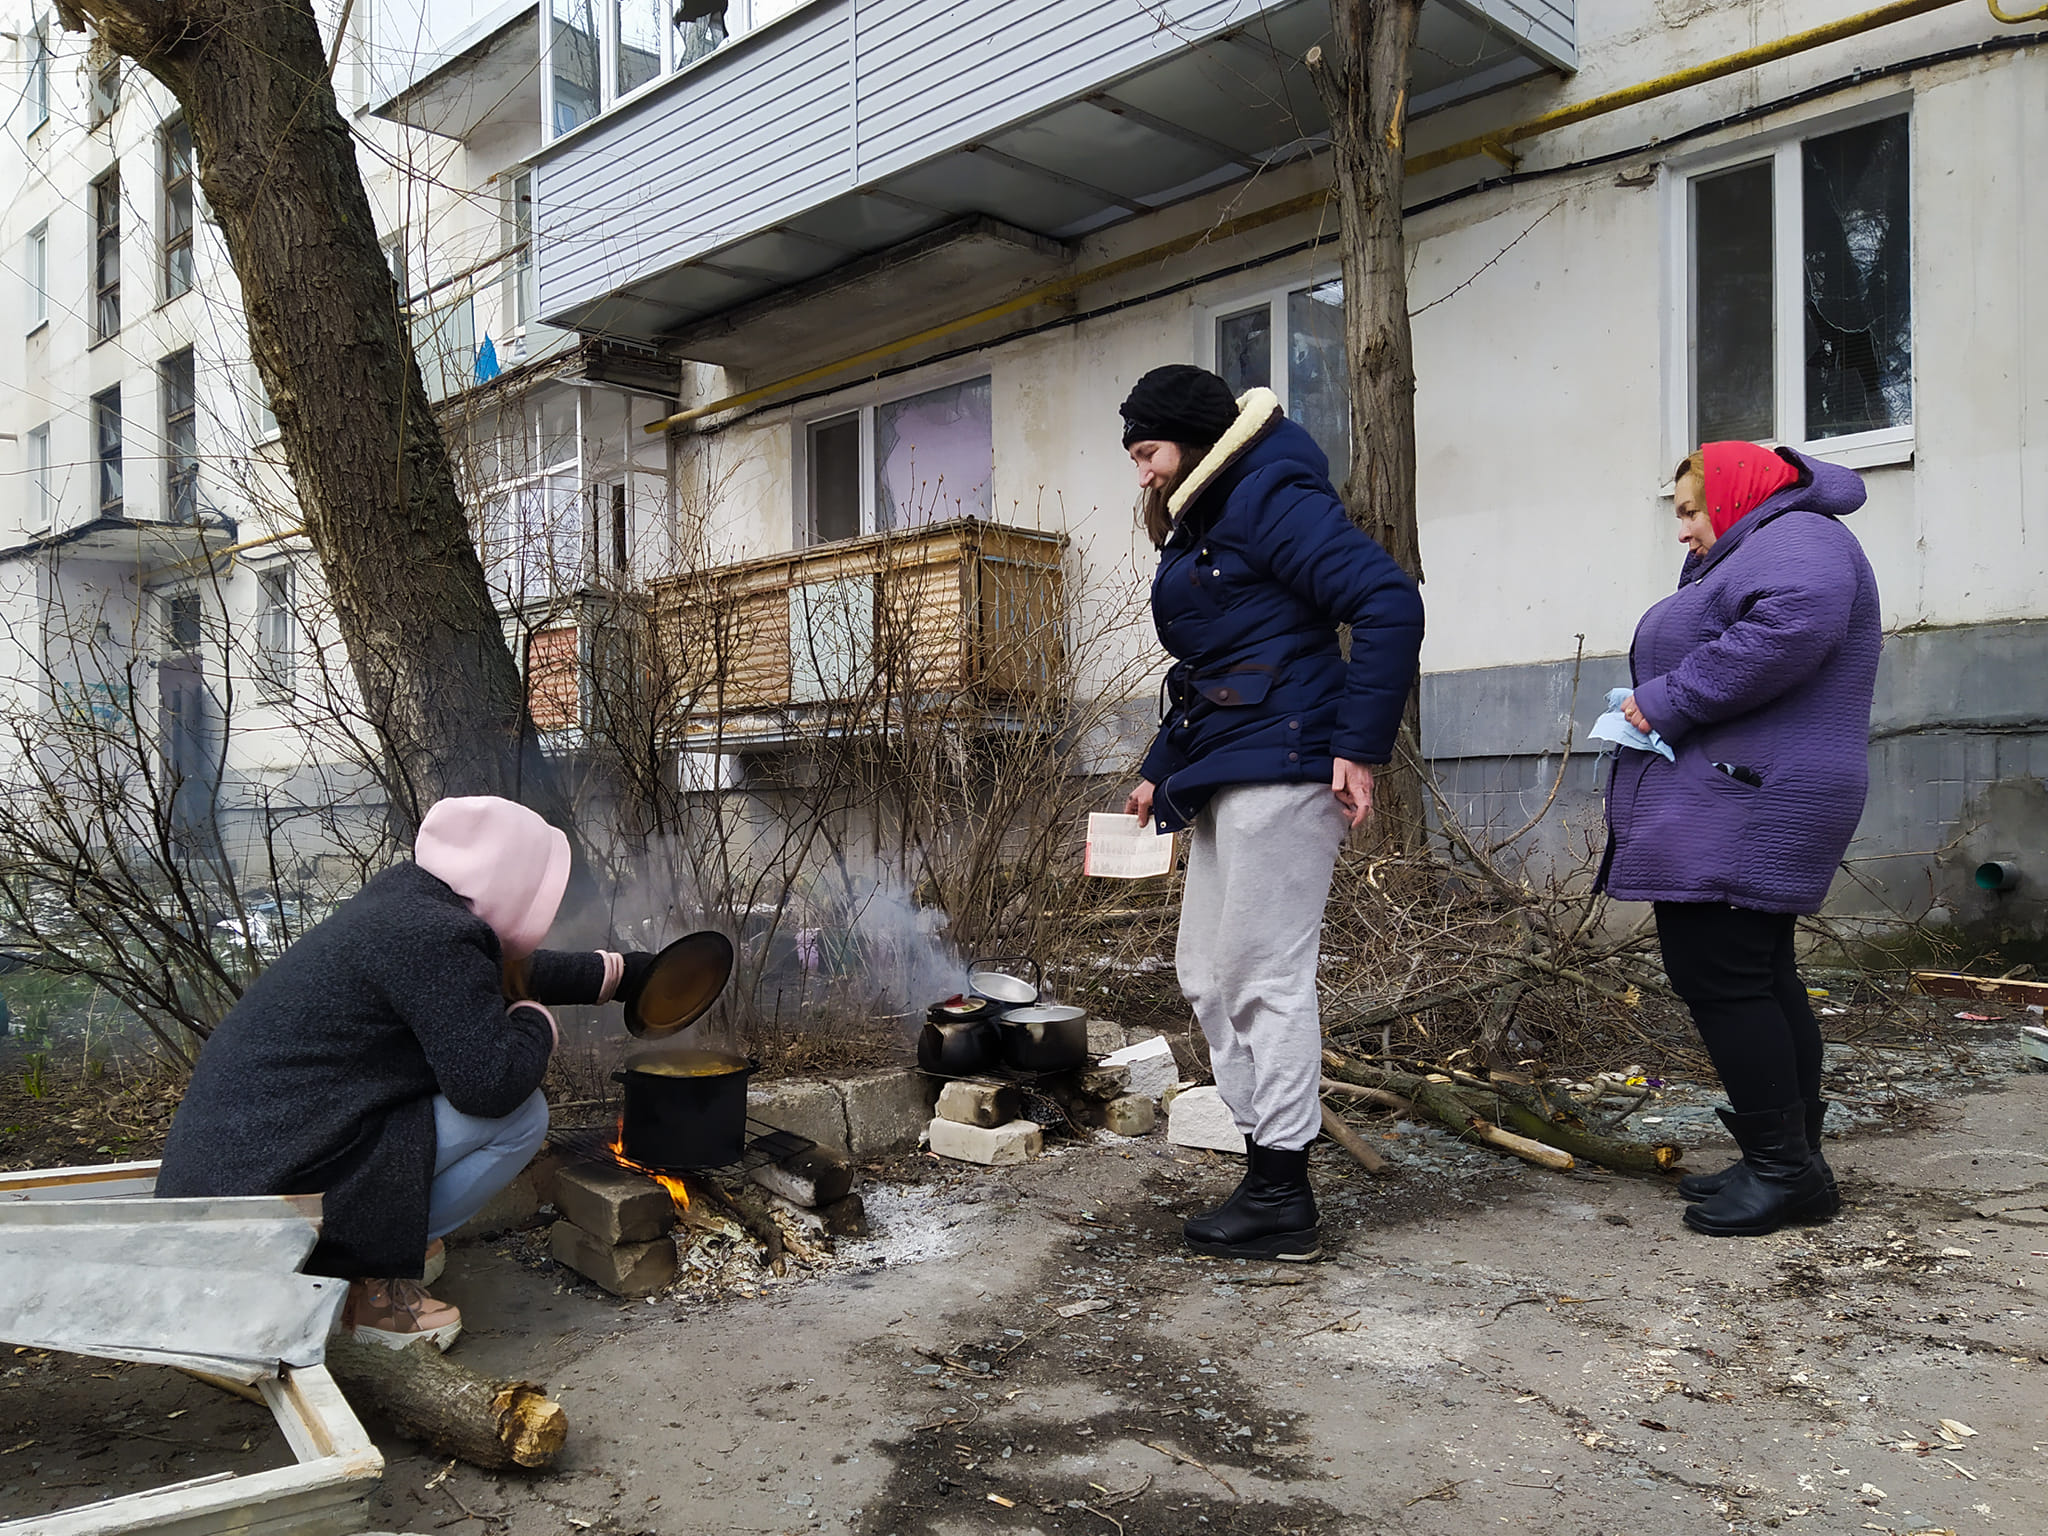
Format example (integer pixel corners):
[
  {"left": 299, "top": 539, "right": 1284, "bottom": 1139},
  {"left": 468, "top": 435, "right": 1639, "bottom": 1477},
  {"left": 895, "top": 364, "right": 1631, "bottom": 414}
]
[{"left": 1121, "top": 365, "right": 1422, "bottom": 1260}]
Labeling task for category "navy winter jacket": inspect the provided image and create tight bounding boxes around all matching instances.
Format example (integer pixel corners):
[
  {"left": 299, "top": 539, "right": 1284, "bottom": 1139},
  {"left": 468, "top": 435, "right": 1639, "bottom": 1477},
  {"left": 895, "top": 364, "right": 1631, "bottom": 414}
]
[{"left": 1139, "top": 389, "right": 1424, "bottom": 833}]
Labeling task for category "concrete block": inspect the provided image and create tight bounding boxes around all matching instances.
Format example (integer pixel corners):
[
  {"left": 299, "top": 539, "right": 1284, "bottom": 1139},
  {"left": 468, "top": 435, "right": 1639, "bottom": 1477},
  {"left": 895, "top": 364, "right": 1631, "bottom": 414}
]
[
  {"left": 1167, "top": 1085, "right": 1246, "bottom": 1154},
  {"left": 928, "top": 1116, "right": 1042, "bottom": 1166},
  {"left": 1101, "top": 1094, "right": 1157, "bottom": 1138},
  {"left": 748, "top": 1144, "right": 855, "bottom": 1208},
  {"left": 935, "top": 1079, "right": 1018, "bottom": 1128},
  {"left": 549, "top": 1220, "right": 676, "bottom": 1298},
  {"left": 749, "top": 1079, "right": 850, "bottom": 1157},
  {"left": 553, "top": 1162, "right": 676, "bottom": 1246},
  {"left": 839, "top": 1070, "right": 936, "bottom": 1158},
  {"left": 1074, "top": 1064, "right": 1131, "bottom": 1102},
  {"left": 525, "top": 1145, "right": 569, "bottom": 1210},
  {"left": 1086, "top": 1016, "right": 1128, "bottom": 1055},
  {"left": 1103, "top": 1036, "right": 1178, "bottom": 1101},
  {"left": 450, "top": 1170, "right": 540, "bottom": 1240},
  {"left": 819, "top": 1191, "right": 868, "bottom": 1238}
]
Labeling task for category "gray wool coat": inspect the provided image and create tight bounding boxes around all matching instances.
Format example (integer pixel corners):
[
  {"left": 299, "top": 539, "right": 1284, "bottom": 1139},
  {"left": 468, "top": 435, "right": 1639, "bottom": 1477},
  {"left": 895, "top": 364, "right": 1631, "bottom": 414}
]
[{"left": 155, "top": 861, "right": 604, "bottom": 1278}]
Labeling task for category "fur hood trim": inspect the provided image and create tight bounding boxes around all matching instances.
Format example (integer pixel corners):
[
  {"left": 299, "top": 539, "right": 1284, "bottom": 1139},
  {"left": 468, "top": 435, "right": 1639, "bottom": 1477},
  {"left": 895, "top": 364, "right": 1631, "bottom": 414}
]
[{"left": 1167, "top": 387, "right": 1283, "bottom": 521}]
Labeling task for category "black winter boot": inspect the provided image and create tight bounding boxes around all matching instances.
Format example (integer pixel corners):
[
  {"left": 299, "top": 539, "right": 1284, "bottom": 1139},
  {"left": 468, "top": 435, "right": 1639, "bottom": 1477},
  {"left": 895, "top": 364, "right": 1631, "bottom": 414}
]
[
  {"left": 1679, "top": 1099, "right": 1836, "bottom": 1203},
  {"left": 1183, "top": 1142, "right": 1321, "bottom": 1261},
  {"left": 1682, "top": 1104, "right": 1839, "bottom": 1236}
]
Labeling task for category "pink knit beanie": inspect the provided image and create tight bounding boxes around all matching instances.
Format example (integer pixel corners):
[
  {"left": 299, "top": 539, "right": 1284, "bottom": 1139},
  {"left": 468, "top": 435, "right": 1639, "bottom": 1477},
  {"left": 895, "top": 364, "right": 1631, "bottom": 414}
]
[{"left": 414, "top": 796, "right": 572, "bottom": 960}]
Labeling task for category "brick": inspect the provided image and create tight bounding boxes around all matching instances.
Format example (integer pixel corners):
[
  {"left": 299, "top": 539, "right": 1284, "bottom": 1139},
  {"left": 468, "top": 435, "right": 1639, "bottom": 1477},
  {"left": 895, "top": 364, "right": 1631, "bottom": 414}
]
[
  {"left": 451, "top": 1170, "right": 540, "bottom": 1239},
  {"left": 935, "top": 1080, "right": 1018, "bottom": 1128},
  {"left": 1100, "top": 1094, "right": 1157, "bottom": 1138},
  {"left": 839, "top": 1070, "right": 937, "bottom": 1158},
  {"left": 819, "top": 1191, "right": 868, "bottom": 1238},
  {"left": 549, "top": 1220, "right": 676, "bottom": 1298},
  {"left": 748, "top": 1144, "right": 855, "bottom": 1208},
  {"left": 552, "top": 1162, "right": 676, "bottom": 1246},
  {"left": 1166, "top": 1085, "right": 1246, "bottom": 1154},
  {"left": 1074, "top": 1064, "right": 1132, "bottom": 1102},
  {"left": 928, "top": 1116, "right": 1042, "bottom": 1166},
  {"left": 1103, "top": 1036, "right": 1178, "bottom": 1100}
]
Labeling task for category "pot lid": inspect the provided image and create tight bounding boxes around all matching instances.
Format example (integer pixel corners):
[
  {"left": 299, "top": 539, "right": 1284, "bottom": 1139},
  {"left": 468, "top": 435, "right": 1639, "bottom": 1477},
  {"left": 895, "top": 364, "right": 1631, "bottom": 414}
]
[
  {"left": 1001, "top": 1004, "right": 1086, "bottom": 1024},
  {"left": 625, "top": 930, "right": 735, "bottom": 1038}
]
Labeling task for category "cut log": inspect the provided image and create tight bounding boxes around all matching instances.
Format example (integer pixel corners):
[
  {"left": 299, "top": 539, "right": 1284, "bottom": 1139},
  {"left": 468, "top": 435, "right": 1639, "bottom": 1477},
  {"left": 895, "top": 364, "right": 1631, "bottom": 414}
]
[
  {"left": 324, "top": 1334, "right": 567, "bottom": 1471},
  {"left": 1471, "top": 1121, "right": 1573, "bottom": 1170},
  {"left": 1318, "top": 1104, "right": 1388, "bottom": 1174}
]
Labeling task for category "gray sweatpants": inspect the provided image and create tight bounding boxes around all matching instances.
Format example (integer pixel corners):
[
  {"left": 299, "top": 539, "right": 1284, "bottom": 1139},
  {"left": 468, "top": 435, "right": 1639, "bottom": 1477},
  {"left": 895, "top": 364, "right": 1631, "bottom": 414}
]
[{"left": 1175, "top": 782, "right": 1349, "bottom": 1152}]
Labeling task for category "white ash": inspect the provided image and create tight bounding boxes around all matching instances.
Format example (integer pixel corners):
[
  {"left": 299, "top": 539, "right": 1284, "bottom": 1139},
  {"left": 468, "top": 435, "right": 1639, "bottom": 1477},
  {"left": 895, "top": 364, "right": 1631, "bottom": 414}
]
[{"left": 838, "top": 1182, "right": 967, "bottom": 1270}]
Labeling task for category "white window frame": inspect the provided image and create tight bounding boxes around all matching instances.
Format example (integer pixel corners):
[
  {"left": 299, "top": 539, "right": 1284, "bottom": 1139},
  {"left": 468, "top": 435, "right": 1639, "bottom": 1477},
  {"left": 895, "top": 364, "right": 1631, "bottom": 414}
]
[
  {"left": 1193, "top": 263, "right": 1346, "bottom": 423},
  {"left": 26, "top": 222, "right": 47, "bottom": 331},
  {"left": 541, "top": 0, "right": 762, "bottom": 142},
  {"left": 790, "top": 365, "right": 994, "bottom": 548},
  {"left": 27, "top": 24, "right": 49, "bottom": 134},
  {"left": 27, "top": 423, "right": 52, "bottom": 531},
  {"left": 1662, "top": 95, "right": 1915, "bottom": 474},
  {"left": 254, "top": 562, "right": 296, "bottom": 702},
  {"left": 505, "top": 169, "right": 535, "bottom": 334},
  {"left": 475, "top": 391, "right": 590, "bottom": 609}
]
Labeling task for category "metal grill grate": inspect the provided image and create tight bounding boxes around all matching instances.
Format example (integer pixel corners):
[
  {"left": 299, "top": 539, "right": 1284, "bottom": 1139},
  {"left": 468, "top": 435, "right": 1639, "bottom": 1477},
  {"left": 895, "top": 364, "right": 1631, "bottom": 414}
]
[{"left": 549, "top": 1118, "right": 812, "bottom": 1176}]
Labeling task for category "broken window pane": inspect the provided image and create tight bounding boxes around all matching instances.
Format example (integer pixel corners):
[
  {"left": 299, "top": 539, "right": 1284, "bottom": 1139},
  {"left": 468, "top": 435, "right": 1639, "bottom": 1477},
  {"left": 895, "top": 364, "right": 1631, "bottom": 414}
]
[
  {"left": 1803, "top": 115, "right": 1910, "bottom": 440},
  {"left": 1215, "top": 305, "right": 1271, "bottom": 397},
  {"left": 874, "top": 377, "right": 992, "bottom": 530},
  {"left": 809, "top": 414, "right": 861, "bottom": 543},
  {"left": 1288, "top": 279, "right": 1349, "bottom": 487},
  {"left": 1692, "top": 160, "right": 1775, "bottom": 444}
]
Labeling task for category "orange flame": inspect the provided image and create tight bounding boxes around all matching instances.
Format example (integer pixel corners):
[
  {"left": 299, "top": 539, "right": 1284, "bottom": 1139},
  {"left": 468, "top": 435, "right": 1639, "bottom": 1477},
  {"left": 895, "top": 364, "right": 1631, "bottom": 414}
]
[{"left": 608, "top": 1116, "right": 692, "bottom": 1213}]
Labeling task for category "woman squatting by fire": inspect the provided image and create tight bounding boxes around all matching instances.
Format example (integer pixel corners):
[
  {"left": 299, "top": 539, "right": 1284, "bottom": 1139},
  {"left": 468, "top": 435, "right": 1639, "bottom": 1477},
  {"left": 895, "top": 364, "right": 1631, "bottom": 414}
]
[
  {"left": 1121, "top": 364, "right": 1424, "bottom": 1263},
  {"left": 156, "top": 796, "right": 662, "bottom": 1349}
]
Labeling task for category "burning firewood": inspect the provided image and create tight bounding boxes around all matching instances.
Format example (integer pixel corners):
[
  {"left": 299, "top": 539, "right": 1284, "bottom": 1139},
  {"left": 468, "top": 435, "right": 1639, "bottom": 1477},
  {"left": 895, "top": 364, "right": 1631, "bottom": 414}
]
[{"left": 325, "top": 1334, "right": 568, "bottom": 1471}]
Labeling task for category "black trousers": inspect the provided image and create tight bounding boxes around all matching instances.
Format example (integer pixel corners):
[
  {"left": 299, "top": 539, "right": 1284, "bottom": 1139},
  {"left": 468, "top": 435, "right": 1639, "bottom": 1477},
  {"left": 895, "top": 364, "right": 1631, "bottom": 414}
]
[{"left": 1653, "top": 902, "right": 1823, "bottom": 1114}]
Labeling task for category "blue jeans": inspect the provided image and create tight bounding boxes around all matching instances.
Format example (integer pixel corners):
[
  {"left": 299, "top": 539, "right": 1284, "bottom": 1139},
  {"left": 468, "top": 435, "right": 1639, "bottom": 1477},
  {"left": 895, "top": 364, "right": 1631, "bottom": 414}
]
[{"left": 427, "top": 1090, "right": 550, "bottom": 1240}]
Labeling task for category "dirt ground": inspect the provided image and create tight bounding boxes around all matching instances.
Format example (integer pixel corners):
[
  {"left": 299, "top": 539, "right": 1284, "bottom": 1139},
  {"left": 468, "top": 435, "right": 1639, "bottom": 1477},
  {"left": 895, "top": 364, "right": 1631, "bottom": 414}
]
[{"left": 9, "top": 1058, "right": 2047, "bottom": 1536}]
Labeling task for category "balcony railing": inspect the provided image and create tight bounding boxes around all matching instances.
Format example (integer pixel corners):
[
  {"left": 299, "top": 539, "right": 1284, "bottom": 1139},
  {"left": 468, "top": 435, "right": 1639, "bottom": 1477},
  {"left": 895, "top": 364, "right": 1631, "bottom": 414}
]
[{"left": 649, "top": 519, "right": 1067, "bottom": 740}]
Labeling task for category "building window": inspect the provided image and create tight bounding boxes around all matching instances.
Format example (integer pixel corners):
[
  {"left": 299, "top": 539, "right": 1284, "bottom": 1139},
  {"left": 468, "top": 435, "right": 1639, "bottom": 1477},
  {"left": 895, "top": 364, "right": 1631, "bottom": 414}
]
[
  {"left": 506, "top": 171, "right": 535, "bottom": 330},
  {"left": 381, "top": 232, "right": 408, "bottom": 302},
  {"left": 1205, "top": 276, "right": 1349, "bottom": 486},
  {"left": 1681, "top": 111, "right": 1911, "bottom": 457},
  {"left": 255, "top": 565, "right": 295, "bottom": 701},
  {"left": 477, "top": 393, "right": 587, "bottom": 607},
  {"left": 162, "top": 349, "right": 198, "bottom": 521},
  {"left": 607, "top": 481, "right": 628, "bottom": 571},
  {"left": 92, "top": 168, "right": 121, "bottom": 342},
  {"left": 90, "top": 54, "right": 119, "bottom": 127},
  {"left": 548, "top": 0, "right": 601, "bottom": 137},
  {"left": 803, "top": 376, "right": 993, "bottom": 545},
  {"left": 161, "top": 118, "right": 195, "bottom": 301},
  {"left": 27, "top": 423, "right": 52, "bottom": 529},
  {"left": 614, "top": 0, "right": 661, "bottom": 97},
  {"left": 26, "top": 222, "right": 47, "bottom": 330},
  {"left": 247, "top": 363, "right": 278, "bottom": 439},
  {"left": 93, "top": 387, "right": 122, "bottom": 514},
  {"left": 27, "top": 27, "right": 49, "bottom": 133}
]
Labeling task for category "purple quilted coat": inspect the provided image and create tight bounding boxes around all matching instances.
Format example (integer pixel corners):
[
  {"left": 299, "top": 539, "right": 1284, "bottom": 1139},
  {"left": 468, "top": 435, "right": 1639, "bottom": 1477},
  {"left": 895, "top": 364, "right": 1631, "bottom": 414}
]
[{"left": 1598, "top": 449, "right": 1881, "bottom": 913}]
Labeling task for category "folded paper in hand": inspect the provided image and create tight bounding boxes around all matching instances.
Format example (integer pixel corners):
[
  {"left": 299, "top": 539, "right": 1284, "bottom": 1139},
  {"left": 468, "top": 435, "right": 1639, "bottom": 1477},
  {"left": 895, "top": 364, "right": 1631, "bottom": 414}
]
[
  {"left": 1085, "top": 813, "right": 1174, "bottom": 879},
  {"left": 1587, "top": 685, "right": 1674, "bottom": 762}
]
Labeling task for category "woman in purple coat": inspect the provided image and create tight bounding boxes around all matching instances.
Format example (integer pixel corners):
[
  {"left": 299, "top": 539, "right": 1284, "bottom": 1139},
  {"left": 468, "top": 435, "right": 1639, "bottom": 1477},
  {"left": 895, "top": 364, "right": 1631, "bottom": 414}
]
[{"left": 1601, "top": 441, "right": 1880, "bottom": 1237}]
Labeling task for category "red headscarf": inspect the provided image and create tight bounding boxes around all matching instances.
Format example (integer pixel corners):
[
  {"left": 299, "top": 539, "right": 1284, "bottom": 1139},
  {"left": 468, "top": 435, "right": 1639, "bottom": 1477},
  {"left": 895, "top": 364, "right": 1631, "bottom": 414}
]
[{"left": 1699, "top": 441, "right": 1800, "bottom": 539}]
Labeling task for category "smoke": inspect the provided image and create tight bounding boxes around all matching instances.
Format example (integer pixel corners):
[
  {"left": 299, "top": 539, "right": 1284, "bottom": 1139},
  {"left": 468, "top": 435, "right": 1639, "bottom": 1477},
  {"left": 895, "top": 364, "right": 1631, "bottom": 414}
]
[{"left": 827, "top": 871, "right": 970, "bottom": 1016}]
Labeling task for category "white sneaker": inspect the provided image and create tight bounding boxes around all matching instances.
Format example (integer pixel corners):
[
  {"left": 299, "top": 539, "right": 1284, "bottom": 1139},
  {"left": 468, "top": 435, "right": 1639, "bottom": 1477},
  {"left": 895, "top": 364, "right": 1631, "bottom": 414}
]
[{"left": 343, "top": 1278, "right": 462, "bottom": 1351}]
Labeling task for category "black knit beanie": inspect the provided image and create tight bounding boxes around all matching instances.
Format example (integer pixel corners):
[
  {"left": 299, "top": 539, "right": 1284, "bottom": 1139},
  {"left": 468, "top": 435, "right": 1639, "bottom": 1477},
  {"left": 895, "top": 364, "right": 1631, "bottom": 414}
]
[{"left": 1119, "top": 365, "right": 1240, "bottom": 448}]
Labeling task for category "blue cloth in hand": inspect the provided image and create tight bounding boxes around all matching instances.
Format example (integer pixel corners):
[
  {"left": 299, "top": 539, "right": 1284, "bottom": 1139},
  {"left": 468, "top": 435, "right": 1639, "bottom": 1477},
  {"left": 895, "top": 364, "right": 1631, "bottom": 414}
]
[{"left": 1588, "top": 686, "right": 1674, "bottom": 762}]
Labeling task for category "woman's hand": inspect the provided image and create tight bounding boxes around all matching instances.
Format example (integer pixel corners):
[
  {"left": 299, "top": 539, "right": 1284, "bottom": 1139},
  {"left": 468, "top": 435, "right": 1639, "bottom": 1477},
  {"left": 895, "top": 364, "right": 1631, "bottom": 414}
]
[
  {"left": 1332, "top": 758, "right": 1375, "bottom": 828},
  {"left": 1620, "top": 693, "right": 1652, "bottom": 734},
  {"left": 1125, "top": 779, "right": 1156, "bottom": 827}
]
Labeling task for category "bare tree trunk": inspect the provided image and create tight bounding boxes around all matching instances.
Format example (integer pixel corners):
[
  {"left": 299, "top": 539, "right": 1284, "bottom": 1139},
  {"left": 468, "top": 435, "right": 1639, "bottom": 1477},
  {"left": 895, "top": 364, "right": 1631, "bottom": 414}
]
[
  {"left": 55, "top": 0, "right": 571, "bottom": 842},
  {"left": 1308, "top": 0, "right": 1426, "bottom": 853}
]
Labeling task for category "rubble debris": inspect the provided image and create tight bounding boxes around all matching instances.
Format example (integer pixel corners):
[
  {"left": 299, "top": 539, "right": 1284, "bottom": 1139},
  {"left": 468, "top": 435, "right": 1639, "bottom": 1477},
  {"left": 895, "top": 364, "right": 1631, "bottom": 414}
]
[
  {"left": 2020, "top": 1023, "right": 2048, "bottom": 1071},
  {"left": 549, "top": 1219, "right": 678, "bottom": 1298},
  {"left": 1103, "top": 1036, "right": 1178, "bottom": 1100},
  {"left": 1167, "top": 1085, "right": 1246, "bottom": 1154},
  {"left": 819, "top": 1192, "right": 868, "bottom": 1237},
  {"left": 552, "top": 1163, "right": 676, "bottom": 1247},
  {"left": 935, "top": 1079, "right": 1021, "bottom": 1129},
  {"left": 929, "top": 1117, "right": 1043, "bottom": 1165}
]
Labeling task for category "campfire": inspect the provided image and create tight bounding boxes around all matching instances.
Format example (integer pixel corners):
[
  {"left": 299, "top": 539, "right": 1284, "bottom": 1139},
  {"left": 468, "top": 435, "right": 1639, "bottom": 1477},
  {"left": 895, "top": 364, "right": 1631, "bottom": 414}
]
[{"left": 605, "top": 1117, "right": 693, "bottom": 1213}]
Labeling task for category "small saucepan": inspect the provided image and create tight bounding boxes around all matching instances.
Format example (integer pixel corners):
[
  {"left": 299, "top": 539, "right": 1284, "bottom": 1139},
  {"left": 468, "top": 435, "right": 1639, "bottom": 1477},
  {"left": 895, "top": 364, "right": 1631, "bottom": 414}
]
[
  {"left": 967, "top": 956, "right": 1042, "bottom": 1010},
  {"left": 998, "top": 1003, "right": 1089, "bottom": 1074},
  {"left": 624, "top": 930, "right": 735, "bottom": 1039}
]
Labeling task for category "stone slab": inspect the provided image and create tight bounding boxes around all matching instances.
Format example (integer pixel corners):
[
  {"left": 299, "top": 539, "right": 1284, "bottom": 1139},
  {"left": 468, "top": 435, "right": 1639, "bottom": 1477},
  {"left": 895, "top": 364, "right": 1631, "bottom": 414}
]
[
  {"left": 1102, "top": 1036, "right": 1178, "bottom": 1100},
  {"left": 839, "top": 1070, "right": 936, "bottom": 1158},
  {"left": 549, "top": 1219, "right": 676, "bottom": 1298},
  {"left": 749, "top": 1079, "right": 851, "bottom": 1157},
  {"left": 1166, "top": 1085, "right": 1246, "bottom": 1154},
  {"left": 553, "top": 1162, "right": 676, "bottom": 1246},
  {"left": 935, "top": 1080, "right": 1018, "bottom": 1129},
  {"left": 927, "top": 1116, "right": 1042, "bottom": 1166}
]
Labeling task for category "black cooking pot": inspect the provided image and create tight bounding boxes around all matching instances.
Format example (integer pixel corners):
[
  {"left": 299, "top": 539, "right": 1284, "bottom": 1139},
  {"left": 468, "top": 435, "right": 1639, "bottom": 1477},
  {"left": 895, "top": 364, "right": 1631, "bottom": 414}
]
[
  {"left": 998, "top": 1003, "right": 1089, "bottom": 1073},
  {"left": 918, "top": 996, "right": 1002, "bottom": 1076},
  {"left": 612, "top": 1049, "right": 755, "bottom": 1169}
]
